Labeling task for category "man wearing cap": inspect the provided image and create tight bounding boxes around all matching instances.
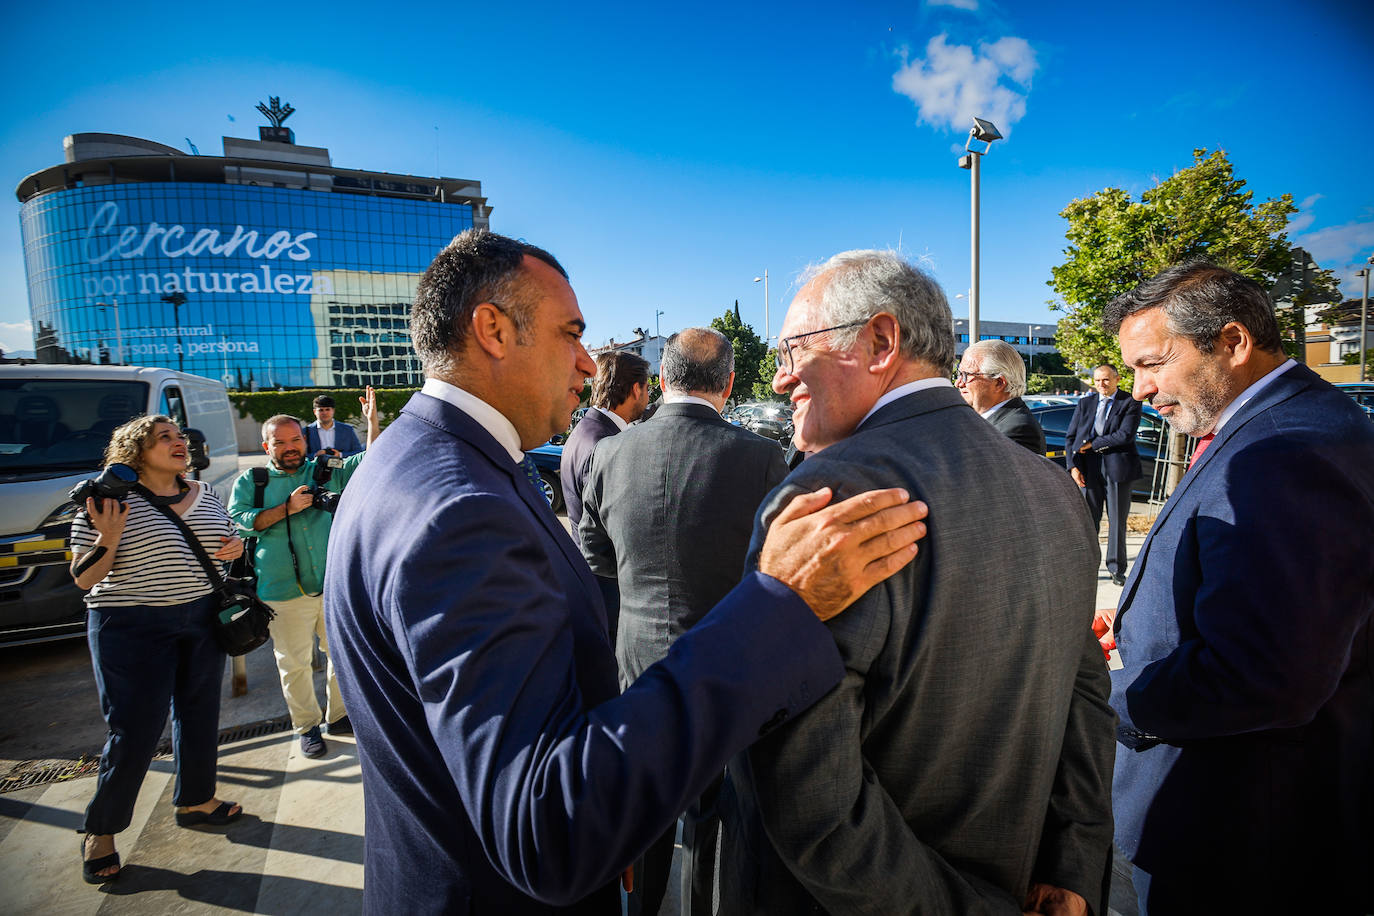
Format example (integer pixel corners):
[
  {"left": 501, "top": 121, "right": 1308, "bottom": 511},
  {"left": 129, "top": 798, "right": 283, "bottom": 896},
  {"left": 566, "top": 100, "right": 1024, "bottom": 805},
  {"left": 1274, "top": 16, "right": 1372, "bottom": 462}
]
[{"left": 306, "top": 394, "right": 365, "bottom": 458}]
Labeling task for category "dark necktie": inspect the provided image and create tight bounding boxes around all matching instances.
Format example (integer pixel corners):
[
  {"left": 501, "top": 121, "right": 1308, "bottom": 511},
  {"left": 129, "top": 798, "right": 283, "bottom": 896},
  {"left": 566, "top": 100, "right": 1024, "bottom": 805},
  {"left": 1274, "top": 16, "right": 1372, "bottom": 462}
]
[
  {"left": 518, "top": 454, "right": 552, "bottom": 506},
  {"left": 1188, "top": 433, "right": 1216, "bottom": 468}
]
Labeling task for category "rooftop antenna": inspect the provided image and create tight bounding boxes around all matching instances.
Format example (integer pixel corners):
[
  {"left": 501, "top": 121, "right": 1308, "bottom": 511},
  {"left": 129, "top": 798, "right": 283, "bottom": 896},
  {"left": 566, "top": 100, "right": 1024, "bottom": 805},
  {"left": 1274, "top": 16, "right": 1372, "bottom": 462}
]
[{"left": 185, "top": 138, "right": 200, "bottom": 156}]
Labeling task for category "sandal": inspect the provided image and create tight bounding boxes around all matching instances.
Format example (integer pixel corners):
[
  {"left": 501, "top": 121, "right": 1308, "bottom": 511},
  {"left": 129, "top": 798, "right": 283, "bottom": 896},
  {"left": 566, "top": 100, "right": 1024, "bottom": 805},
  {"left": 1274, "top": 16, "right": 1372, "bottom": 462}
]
[
  {"left": 174, "top": 800, "right": 242, "bottom": 827},
  {"left": 81, "top": 835, "right": 120, "bottom": 884}
]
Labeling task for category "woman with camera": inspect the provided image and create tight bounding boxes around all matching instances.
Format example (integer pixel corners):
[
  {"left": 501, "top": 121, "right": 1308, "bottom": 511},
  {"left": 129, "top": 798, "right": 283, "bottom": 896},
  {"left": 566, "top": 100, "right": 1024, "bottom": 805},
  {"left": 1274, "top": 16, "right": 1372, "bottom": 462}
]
[{"left": 68, "top": 414, "right": 245, "bottom": 885}]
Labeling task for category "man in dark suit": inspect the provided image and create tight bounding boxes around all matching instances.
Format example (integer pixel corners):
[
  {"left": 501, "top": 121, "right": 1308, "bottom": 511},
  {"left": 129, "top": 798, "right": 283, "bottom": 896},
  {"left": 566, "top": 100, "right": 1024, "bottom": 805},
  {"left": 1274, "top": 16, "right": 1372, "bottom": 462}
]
[
  {"left": 580, "top": 328, "right": 787, "bottom": 916},
  {"left": 323, "top": 229, "right": 931, "bottom": 915},
  {"left": 561, "top": 350, "right": 649, "bottom": 536},
  {"left": 956, "top": 338, "right": 1046, "bottom": 453},
  {"left": 1101, "top": 262, "right": 1374, "bottom": 915},
  {"left": 719, "top": 249, "right": 1115, "bottom": 915},
  {"left": 304, "top": 394, "right": 365, "bottom": 457},
  {"left": 1064, "top": 364, "right": 1142, "bottom": 585}
]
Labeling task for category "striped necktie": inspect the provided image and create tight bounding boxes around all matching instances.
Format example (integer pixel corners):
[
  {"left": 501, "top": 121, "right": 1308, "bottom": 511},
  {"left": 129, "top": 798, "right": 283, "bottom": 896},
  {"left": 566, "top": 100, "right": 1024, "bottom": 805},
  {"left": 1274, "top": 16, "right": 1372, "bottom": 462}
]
[{"left": 518, "top": 454, "right": 553, "bottom": 506}]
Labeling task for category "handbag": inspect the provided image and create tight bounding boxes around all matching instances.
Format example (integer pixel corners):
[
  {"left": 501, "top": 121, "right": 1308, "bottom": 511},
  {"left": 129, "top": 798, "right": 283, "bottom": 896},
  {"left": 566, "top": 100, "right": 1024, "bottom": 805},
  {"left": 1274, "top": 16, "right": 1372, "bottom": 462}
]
[{"left": 143, "top": 487, "right": 276, "bottom": 656}]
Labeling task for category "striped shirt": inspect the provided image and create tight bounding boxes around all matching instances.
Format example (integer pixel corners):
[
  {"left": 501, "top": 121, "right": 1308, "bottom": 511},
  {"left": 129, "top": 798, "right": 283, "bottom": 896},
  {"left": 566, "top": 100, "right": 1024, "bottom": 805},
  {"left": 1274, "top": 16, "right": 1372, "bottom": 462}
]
[{"left": 70, "top": 482, "right": 236, "bottom": 608}]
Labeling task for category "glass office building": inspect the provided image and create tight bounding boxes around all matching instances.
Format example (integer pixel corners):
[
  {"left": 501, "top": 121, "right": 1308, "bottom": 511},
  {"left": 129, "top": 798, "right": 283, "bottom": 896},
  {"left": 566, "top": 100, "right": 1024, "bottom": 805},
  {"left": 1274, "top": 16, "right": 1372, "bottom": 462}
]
[{"left": 16, "top": 128, "right": 490, "bottom": 387}]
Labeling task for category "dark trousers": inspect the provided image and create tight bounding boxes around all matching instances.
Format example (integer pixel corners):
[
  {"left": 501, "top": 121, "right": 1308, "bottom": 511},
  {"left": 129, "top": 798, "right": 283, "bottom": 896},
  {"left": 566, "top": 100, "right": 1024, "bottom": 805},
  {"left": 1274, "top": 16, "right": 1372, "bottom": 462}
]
[
  {"left": 1083, "top": 478, "right": 1131, "bottom": 576},
  {"left": 82, "top": 595, "right": 226, "bottom": 835},
  {"left": 627, "top": 773, "right": 723, "bottom": 916}
]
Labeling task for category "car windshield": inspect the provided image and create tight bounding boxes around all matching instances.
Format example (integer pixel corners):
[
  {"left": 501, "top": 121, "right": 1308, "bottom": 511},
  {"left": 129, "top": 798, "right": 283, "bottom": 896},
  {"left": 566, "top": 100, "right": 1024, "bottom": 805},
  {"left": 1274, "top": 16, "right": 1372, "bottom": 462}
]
[{"left": 0, "top": 379, "right": 148, "bottom": 473}]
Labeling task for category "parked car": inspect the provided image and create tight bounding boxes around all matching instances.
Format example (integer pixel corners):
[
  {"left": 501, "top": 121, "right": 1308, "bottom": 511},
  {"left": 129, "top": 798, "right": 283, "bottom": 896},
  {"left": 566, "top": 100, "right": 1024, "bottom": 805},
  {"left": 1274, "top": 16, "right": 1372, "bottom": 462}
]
[
  {"left": 525, "top": 442, "right": 564, "bottom": 512},
  {"left": 0, "top": 365, "right": 239, "bottom": 645},
  {"left": 1334, "top": 382, "right": 1374, "bottom": 419},
  {"left": 731, "top": 401, "right": 793, "bottom": 446},
  {"left": 1030, "top": 402, "right": 1167, "bottom": 499}
]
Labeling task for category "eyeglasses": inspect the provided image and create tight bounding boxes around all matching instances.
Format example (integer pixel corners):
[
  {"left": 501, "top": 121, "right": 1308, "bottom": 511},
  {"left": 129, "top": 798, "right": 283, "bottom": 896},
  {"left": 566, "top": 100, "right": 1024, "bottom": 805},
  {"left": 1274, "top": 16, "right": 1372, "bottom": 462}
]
[
  {"left": 955, "top": 370, "right": 994, "bottom": 384},
  {"left": 776, "top": 321, "right": 867, "bottom": 374}
]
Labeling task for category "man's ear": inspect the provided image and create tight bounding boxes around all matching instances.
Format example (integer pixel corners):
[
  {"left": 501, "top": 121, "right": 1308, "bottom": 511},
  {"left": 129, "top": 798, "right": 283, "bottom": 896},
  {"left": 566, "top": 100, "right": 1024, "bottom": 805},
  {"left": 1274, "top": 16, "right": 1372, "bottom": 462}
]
[
  {"left": 470, "top": 302, "right": 513, "bottom": 360},
  {"left": 1218, "top": 321, "right": 1253, "bottom": 368},
  {"left": 866, "top": 312, "right": 900, "bottom": 373}
]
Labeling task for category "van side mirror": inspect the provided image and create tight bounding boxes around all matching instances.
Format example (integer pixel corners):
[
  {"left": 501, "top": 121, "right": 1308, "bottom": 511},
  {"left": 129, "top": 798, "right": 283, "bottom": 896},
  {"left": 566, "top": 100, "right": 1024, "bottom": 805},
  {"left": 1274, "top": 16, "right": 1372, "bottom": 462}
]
[{"left": 184, "top": 428, "right": 211, "bottom": 472}]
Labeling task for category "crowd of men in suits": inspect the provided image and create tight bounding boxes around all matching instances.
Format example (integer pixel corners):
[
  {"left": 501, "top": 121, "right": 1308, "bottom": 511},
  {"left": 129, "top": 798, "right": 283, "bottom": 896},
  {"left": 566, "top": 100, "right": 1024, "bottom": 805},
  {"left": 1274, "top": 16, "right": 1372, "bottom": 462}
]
[{"left": 321, "top": 229, "right": 1373, "bottom": 916}]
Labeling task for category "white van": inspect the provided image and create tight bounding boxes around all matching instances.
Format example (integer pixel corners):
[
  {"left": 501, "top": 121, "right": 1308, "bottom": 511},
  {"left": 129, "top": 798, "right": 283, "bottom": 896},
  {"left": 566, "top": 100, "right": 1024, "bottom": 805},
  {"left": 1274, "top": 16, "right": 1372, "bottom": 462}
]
[{"left": 0, "top": 366, "right": 238, "bottom": 645}]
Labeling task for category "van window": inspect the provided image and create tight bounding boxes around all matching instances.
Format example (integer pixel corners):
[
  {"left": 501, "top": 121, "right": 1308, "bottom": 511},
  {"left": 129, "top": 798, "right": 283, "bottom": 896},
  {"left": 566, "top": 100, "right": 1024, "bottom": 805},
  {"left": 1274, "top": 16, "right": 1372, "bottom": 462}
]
[
  {"left": 162, "top": 387, "right": 188, "bottom": 429},
  {"left": 0, "top": 379, "right": 149, "bottom": 472}
]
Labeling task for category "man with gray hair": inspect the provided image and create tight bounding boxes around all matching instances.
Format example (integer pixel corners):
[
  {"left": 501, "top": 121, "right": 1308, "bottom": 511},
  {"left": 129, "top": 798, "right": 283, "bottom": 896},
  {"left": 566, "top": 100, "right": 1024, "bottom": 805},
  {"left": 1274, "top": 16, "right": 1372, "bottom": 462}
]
[
  {"left": 956, "top": 338, "right": 1045, "bottom": 453},
  {"left": 719, "top": 250, "right": 1115, "bottom": 915},
  {"left": 580, "top": 327, "right": 788, "bottom": 916}
]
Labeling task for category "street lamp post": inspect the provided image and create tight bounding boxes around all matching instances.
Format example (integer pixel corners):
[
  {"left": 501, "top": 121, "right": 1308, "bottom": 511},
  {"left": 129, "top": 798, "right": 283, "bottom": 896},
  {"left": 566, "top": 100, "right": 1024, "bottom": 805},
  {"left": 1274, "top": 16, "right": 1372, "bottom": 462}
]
[
  {"left": 656, "top": 309, "right": 665, "bottom": 340},
  {"left": 957, "top": 117, "right": 1003, "bottom": 347},
  {"left": 753, "top": 270, "right": 770, "bottom": 342},
  {"left": 161, "top": 292, "right": 187, "bottom": 372},
  {"left": 94, "top": 299, "right": 123, "bottom": 365},
  {"left": 1359, "top": 262, "right": 1371, "bottom": 383}
]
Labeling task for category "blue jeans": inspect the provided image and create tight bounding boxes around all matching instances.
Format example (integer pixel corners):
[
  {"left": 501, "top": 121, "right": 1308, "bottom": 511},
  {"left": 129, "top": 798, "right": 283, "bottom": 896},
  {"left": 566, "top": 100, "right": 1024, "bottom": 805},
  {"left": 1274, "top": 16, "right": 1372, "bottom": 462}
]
[{"left": 82, "top": 595, "right": 225, "bottom": 835}]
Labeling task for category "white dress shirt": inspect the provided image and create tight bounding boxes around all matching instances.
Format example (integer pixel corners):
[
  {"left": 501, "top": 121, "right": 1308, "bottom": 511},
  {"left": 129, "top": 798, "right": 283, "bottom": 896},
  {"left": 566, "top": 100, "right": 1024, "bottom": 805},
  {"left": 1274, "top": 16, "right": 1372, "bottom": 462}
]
[{"left": 421, "top": 378, "right": 526, "bottom": 462}]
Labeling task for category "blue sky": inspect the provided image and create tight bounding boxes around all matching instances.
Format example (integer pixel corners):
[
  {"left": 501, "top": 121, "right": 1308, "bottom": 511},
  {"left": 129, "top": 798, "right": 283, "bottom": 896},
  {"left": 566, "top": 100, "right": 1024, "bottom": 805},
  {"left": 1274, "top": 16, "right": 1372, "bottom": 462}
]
[{"left": 2, "top": 0, "right": 1371, "bottom": 356}]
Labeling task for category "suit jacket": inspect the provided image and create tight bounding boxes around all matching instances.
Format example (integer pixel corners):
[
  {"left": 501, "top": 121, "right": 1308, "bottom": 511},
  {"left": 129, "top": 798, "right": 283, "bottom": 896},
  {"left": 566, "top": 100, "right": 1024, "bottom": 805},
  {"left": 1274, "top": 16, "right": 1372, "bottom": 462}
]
[
  {"left": 1064, "top": 390, "right": 1142, "bottom": 484},
  {"left": 579, "top": 401, "right": 788, "bottom": 685},
  {"left": 305, "top": 419, "right": 364, "bottom": 457},
  {"left": 560, "top": 407, "right": 621, "bottom": 537},
  {"left": 987, "top": 396, "right": 1046, "bottom": 454},
  {"left": 720, "top": 386, "right": 1115, "bottom": 915},
  {"left": 323, "top": 392, "right": 846, "bottom": 915},
  {"left": 1110, "top": 363, "right": 1374, "bottom": 909}
]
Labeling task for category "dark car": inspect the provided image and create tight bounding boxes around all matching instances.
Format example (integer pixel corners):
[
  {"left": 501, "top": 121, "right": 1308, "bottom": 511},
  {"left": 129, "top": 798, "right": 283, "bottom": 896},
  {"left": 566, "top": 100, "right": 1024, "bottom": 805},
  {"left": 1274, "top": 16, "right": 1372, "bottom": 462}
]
[
  {"left": 1031, "top": 403, "right": 1168, "bottom": 499},
  {"left": 525, "top": 442, "right": 564, "bottom": 513},
  {"left": 731, "top": 402, "right": 793, "bottom": 447}
]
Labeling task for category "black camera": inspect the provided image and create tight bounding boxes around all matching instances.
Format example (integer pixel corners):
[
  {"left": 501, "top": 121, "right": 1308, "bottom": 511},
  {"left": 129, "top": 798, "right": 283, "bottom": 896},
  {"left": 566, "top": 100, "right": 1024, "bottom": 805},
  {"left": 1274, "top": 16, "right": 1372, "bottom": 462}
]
[
  {"left": 309, "top": 456, "right": 345, "bottom": 513},
  {"left": 69, "top": 463, "right": 138, "bottom": 506}
]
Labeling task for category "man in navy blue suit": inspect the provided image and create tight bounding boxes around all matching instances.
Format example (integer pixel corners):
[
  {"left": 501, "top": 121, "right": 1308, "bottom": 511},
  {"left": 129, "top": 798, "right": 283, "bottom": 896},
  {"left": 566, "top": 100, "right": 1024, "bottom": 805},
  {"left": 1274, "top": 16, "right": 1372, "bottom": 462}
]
[
  {"left": 1102, "top": 262, "right": 1374, "bottom": 915},
  {"left": 323, "top": 229, "right": 929, "bottom": 915},
  {"left": 304, "top": 394, "right": 365, "bottom": 458},
  {"left": 1064, "top": 364, "right": 1142, "bottom": 585}
]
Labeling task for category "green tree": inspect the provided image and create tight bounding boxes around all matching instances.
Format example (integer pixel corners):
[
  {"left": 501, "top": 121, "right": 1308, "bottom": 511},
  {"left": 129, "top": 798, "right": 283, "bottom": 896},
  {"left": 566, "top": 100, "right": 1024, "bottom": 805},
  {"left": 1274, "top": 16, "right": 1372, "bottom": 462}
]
[
  {"left": 1341, "top": 347, "right": 1373, "bottom": 367},
  {"left": 1048, "top": 148, "right": 1339, "bottom": 376},
  {"left": 711, "top": 309, "right": 768, "bottom": 399},
  {"left": 753, "top": 349, "right": 788, "bottom": 401}
]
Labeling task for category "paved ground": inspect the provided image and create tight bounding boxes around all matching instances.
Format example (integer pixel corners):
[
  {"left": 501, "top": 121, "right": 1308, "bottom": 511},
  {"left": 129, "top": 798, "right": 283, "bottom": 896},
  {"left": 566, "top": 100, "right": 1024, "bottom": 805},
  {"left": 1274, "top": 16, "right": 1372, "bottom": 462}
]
[{"left": 0, "top": 462, "right": 1151, "bottom": 915}]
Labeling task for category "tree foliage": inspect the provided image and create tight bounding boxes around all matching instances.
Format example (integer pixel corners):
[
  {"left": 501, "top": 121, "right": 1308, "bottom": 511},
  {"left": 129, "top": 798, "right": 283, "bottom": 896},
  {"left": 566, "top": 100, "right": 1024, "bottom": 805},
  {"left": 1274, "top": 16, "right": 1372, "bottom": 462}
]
[
  {"left": 1048, "top": 148, "right": 1339, "bottom": 376},
  {"left": 753, "top": 349, "right": 788, "bottom": 401},
  {"left": 710, "top": 310, "right": 769, "bottom": 399}
]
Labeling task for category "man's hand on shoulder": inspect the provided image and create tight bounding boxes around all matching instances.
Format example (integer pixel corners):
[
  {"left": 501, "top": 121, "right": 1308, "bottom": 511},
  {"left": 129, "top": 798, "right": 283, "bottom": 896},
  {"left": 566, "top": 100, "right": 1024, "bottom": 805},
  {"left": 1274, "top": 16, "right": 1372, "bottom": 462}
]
[{"left": 760, "top": 487, "right": 928, "bottom": 621}]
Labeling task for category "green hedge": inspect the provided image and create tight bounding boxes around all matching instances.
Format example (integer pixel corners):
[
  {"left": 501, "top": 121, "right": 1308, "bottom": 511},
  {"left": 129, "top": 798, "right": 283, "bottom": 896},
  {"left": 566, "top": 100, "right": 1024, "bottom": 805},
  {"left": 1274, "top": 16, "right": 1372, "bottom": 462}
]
[{"left": 229, "top": 388, "right": 418, "bottom": 431}]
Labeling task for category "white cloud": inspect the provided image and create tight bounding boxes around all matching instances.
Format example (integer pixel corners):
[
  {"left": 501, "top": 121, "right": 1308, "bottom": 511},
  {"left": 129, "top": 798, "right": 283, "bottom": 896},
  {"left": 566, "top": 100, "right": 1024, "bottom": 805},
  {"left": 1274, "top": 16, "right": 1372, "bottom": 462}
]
[
  {"left": 0, "top": 320, "right": 34, "bottom": 354},
  {"left": 928, "top": 0, "right": 979, "bottom": 10},
  {"left": 1293, "top": 218, "right": 1374, "bottom": 298},
  {"left": 892, "top": 34, "right": 1038, "bottom": 137},
  {"left": 1287, "top": 193, "right": 1324, "bottom": 234}
]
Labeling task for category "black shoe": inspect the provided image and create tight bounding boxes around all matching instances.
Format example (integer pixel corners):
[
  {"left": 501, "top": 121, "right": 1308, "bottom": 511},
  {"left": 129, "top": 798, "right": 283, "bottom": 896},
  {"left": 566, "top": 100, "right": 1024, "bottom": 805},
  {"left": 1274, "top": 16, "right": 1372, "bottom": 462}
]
[
  {"left": 326, "top": 715, "right": 352, "bottom": 736},
  {"left": 1111, "top": 573, "right": 1126, "bottom": 586},
  {"left": 300, "top": 726, "right": 327, "bottom": 758}
]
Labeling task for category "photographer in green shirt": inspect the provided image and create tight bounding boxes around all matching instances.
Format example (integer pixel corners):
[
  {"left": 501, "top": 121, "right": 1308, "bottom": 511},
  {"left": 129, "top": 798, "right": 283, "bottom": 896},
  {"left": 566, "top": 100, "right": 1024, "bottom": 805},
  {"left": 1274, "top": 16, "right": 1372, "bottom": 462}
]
[{"left": 230, "top": 388, "right": 379, "bottom": 758}]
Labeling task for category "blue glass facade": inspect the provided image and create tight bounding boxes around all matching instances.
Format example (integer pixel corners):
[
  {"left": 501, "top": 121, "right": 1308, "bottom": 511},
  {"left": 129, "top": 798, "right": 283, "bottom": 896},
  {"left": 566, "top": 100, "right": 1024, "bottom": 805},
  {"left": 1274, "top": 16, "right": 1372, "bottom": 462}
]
[{"left": 20, "top": 183, "right": 473, "bottom": 387}]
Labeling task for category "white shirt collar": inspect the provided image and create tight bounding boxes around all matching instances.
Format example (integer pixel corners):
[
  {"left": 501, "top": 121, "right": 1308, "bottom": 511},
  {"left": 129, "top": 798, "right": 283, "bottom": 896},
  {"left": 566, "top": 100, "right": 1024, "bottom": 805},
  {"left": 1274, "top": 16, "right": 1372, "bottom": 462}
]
[
  {"left": 421, "top": 377, "right": 525, "bottom": 463},
  {"left": 663, "top": 392, "right": 722, "bottom": 413},
  {"left": 1209, "top": 358, "right": 1296, "bottom": 437},
  {"left": 858, "top": 377, "right": 953, "bottom": 427},
  {"left": 592, "top": 405, "right": 629, "bottom": 431},
  {"left": 979, "top": 398, "right": 1009, "bottom": 419}
]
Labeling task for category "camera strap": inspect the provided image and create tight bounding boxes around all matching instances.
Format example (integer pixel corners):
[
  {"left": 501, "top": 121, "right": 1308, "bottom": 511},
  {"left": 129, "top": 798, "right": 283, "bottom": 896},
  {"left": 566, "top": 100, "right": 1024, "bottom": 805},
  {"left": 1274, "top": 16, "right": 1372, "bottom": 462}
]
[
  {"left": 137, "top": 486, "right": 226, "bottom": 592},
  {"left": 282, "top": 469, "right": 322, "bottom": 599}
]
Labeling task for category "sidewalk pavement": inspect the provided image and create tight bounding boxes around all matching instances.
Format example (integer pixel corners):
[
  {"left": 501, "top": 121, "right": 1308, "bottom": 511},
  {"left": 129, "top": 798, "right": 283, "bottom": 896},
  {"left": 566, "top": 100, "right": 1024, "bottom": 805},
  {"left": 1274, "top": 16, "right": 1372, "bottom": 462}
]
[{"left": 0, "top": 506, "right": 1152, "bottom": 916}]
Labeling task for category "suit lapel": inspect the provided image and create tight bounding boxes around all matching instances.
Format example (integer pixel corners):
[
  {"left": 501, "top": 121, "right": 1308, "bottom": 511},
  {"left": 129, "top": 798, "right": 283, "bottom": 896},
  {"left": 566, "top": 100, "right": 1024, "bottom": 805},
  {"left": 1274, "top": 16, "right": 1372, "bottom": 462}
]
[
  {"left": 1116, "top": 364, "right": 1314, "bottom": 615},
  {"left": 402, "top": 393, "right": 600, "bottom": 596}
]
